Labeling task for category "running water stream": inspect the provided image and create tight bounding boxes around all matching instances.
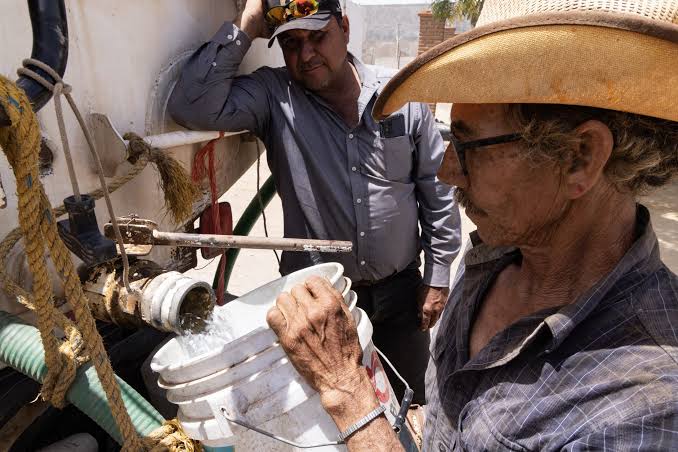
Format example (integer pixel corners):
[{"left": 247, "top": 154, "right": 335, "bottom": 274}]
[
  {"left": 175, "top": 264, "right": 347, "bottom": 358},
  {"left": 177, "top": 307, "right": 237, "bottom": 356}
]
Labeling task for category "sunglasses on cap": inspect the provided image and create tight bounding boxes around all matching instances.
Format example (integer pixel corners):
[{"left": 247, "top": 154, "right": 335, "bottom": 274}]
[{"left": 265, "top": 0, "right": 322, "bottom": 27}]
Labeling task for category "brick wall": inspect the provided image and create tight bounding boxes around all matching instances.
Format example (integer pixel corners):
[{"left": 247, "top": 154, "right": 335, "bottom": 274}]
[
  {"left": 418, "top": 11, "right": 456, "bottom": 115},
  {"left": 418, "top": 11, "right": 457, "bottom": 55}
]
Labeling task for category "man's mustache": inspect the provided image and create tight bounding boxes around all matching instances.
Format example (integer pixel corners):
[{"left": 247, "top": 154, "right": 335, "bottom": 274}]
[
  {"left": 454, "top": 188, "right": 484, "bottom": 215},
  {"left": 300, "top": 59, "right": 323, "bottom": 71}
]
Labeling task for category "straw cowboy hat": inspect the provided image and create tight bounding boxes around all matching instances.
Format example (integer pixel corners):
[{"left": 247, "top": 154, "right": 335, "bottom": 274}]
[{"left": 373, "top": 0, "right": 678, "bottom": 121}]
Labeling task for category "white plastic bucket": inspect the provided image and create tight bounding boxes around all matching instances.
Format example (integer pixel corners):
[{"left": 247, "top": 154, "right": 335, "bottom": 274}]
[
  {"left": 152, "top": 263, "right": 346, "bottom": 385},
  {"left": 175, "top": 306, "right": 398, "bottom": 451},
  {"left": 150, "top": 263, "right": 400, "bottom": 451}
]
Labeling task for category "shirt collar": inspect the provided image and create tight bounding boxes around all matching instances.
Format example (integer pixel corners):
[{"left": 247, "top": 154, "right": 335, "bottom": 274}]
[
  {"left": 349, "top": 53, "right": 378, "bottom": 91},
  {"left": 349, "top": 53, "right": 379, "bottom": 123},
  {"left": 463, "top": 230, "right": 517, "bottom": 267},
  {"left": 543, "top": 204, "right": 662, "bottom": 352}
]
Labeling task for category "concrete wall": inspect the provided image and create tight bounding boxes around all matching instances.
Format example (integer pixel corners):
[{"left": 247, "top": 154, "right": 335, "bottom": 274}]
[{"left": 346, "top": 2, "right": 427, "bottom": 69}]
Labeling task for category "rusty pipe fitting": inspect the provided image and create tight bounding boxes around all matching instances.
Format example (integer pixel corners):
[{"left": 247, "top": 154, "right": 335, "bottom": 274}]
[{"left": 83, "top": 260, "right": 215, "bottom": 333}]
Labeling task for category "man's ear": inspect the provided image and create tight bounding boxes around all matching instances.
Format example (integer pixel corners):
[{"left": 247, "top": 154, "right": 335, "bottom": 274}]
[
  {"left": 565, "top": 120, "right": 614, "bottom": 199},
  {"left": 342, "top": 15, "right": 350, "bottom": 41}
]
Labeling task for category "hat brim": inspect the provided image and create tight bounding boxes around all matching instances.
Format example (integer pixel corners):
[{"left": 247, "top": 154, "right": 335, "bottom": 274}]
[
  {"left": 373, "top": 12, "right": 678, "bottom": 122},
  {"left": 268, "top": 13, "right": 334, "bottom": 48}
]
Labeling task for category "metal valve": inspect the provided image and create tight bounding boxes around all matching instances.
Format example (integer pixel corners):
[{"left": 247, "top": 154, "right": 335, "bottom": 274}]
[{"left": 57, "top": 194, "right": 117, "bottom": 265}]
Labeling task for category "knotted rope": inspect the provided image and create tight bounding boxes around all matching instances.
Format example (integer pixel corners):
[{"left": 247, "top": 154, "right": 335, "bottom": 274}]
[
  {"left": 18, "top": 58, "right": 138, "bottom": 295},
  {"left": 125, "top": 132, "right": 200, "bottom": 224},
  {"left": 1, "top": 67, "right": 200, "bottom": 450},
  {"left": 144, "top": 419, "right": 203, "bottom": 452},
  {"left": 0, "top": 74, "right": 144, "bottom": 450}
]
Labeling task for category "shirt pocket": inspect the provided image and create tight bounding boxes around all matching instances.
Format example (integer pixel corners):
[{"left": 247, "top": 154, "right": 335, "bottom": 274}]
[{"left": 381, "top": 135, "right": 414, "bottom": 182}]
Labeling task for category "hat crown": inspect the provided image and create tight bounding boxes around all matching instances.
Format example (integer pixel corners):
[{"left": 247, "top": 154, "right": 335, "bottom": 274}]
[{"left": 477, "top": 0, "right": 678, "bottom": 27}]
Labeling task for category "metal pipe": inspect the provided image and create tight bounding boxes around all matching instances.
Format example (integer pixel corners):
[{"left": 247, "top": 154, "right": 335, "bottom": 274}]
[
  {"left": 141, "top": 130, "right": 245, "bottom": 150},
  {"left": 104, "top": 218, "right": 351, "bottom": 253},
  {"left": 150, "top": 230, "right": 352, "bottom": 253},
  {"left": 83, "top": 260, "right": 215, "bottom": 333}
]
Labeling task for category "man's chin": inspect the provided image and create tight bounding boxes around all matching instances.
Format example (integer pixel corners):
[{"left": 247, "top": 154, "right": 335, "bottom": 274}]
[
  {"left": 474, "top": 222, "right": 519, "bottom": 248},
  {"left": 474, "top": 227, "right": 503, "bottom": 247},
  {"left": 297, "top": 67, "right": 330, "bottom": 90},
  {"left": 464, "top": 206, "right": 487, "bottom": 222},
  {"left": 301, "top": 76, "right": 329, "bottom": 92}
]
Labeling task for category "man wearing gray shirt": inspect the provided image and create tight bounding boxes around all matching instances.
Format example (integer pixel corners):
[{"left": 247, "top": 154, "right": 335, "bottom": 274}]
[{"left": 168, "top": 0, "right": 460, "bottom": 404}]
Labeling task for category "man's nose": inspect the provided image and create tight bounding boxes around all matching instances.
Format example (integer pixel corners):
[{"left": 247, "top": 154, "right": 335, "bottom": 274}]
[
  {"left": 437, "top": 142, "right": 468, "bottom": 188},
  {"left": 300, "top": 39, "right": 316, "bottom": 62}
]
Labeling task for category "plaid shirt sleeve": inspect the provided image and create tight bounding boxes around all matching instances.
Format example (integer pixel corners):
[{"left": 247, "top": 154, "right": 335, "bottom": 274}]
[{"left": 562, "top": 407, "right": 678, "bottom": 451}]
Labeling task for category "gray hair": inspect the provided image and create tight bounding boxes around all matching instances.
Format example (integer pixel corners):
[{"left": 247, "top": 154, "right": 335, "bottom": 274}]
[{"left": 507, "top": 104, "right": 678, "bottom": 195}]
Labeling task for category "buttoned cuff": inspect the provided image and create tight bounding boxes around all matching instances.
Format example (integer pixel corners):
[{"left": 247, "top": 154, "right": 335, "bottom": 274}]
[
  {"left": 211, "top": 22, "right": 251, "bottom": 58},
  {"left": 423, "top": 262, "right": 451, "bottom": 288}
]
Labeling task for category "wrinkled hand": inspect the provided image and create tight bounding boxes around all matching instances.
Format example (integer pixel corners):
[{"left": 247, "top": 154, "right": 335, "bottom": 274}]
[
  {"left": 417, "top": 285, "right": 450, "bottom": 331},
  {"left": 267, "top": 276, "right": 370, "bottom": 411},
  {"left": 239, "top": 0, "right": 272, "bottom": 40}
]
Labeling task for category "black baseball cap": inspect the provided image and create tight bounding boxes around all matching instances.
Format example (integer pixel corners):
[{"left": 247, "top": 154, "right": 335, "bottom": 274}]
[{"left": 266, "top": 0, "right": 342, "bottom": 48}]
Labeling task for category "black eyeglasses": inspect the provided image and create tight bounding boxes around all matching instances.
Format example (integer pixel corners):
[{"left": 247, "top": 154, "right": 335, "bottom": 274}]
[{"left": 449, "top": 131, "right": 523, "bottom": 175}]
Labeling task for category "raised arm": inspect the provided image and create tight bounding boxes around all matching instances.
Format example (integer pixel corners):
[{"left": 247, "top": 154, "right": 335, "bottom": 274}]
[{"left": 168, "top": 0, "right": 275, "bottom": 136}]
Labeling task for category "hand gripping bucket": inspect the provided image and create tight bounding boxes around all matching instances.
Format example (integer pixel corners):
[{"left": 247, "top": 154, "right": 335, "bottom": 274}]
[{"left": 150, "top": 263, "right": 411, "bottom": 451}]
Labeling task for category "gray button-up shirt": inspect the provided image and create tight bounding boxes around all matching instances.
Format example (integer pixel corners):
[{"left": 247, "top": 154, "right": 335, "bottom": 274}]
[
  {"left": 425, "top": 205, "right": 678, "bottom": 451},
  {"left": 169, "top": 22, "right": 460, "bottom": 286}
]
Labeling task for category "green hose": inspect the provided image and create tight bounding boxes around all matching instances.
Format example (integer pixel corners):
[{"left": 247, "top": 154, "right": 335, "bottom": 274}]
[
  {"left": 213, "top": 175, "right": 277, "bottom": 292},
  {"left": 0, "top": 310, "right": 165, "bottom": 445}
]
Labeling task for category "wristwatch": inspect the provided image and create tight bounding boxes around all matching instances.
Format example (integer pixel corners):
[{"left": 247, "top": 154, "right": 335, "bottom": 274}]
[{"left": 338, "top": 405, "right": 386, "bottom": 442}]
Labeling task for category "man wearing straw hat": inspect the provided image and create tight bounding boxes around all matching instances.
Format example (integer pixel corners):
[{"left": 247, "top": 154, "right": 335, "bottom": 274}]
[{"left": 267, "top": 1, "right": 678, "bottom": 450}]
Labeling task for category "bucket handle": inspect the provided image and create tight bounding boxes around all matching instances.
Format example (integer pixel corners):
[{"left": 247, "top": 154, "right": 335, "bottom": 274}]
[{"left": 217, "top": 345, "right": 414, "bottom": 448}]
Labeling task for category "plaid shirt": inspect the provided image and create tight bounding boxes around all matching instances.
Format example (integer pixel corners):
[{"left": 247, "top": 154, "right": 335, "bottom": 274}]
[{"left": 424, "top": 205, "right": 678, "bottom": 451}]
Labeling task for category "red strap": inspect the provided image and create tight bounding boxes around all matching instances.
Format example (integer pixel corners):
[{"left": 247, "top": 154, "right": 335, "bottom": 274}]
[{"left": 192, "top": 132, "right": 228, "bottom": 305}]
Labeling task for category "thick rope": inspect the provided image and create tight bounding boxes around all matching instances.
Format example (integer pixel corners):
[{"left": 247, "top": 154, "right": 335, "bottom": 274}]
[
  {"left": 1, "top": 66, "right": 203, "bottom": 450},
  {"left": 0, "top": 76, "right": 144, "bottom": 450},
  {"left": 144, "top": 419, "right": 203, "bottom": 452},
  {"left": 125, "top": 133, "right": 200, "bottom": 224},
  {"left": 0, "top": 79, "right": 68, "bottom": 405},
  {"left": 19, "top": 58, "right": 137, "bottom": 294}
]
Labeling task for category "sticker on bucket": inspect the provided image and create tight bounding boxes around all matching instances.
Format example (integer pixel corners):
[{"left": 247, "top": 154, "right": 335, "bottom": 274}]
[
  {"left": 366, "top": 350, "right": 390, "bottom": 403},
  {"left": 363, "top": 345, "right": 399, "bottom": 421}
]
